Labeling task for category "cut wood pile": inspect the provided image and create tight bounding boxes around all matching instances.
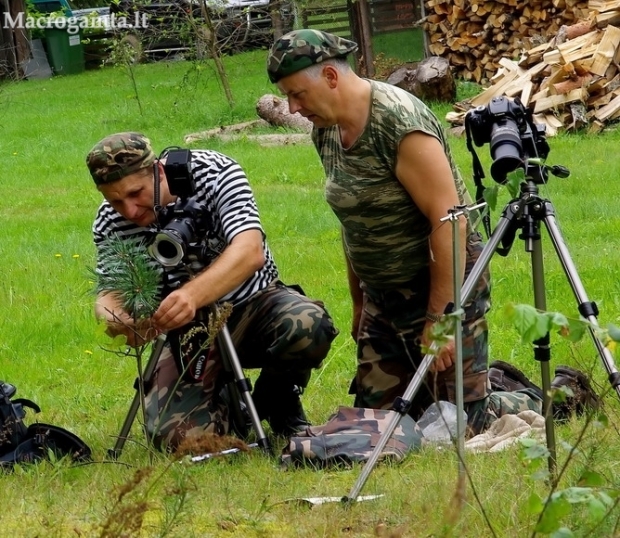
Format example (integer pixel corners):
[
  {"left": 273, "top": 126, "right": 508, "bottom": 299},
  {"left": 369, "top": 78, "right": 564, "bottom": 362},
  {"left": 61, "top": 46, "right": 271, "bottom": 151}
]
[
  {"left": 440, "top": 1, "right": 620, "bottom": 134},
  {"left": 422, "top": 0, "right": 593, "bottom": 84}
]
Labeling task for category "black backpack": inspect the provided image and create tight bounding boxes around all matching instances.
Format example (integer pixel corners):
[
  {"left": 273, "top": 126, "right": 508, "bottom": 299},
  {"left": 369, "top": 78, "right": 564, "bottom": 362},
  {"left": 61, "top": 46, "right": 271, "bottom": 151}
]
[{"left": 0, "top": 380, "right": 92, "bottom": 470}]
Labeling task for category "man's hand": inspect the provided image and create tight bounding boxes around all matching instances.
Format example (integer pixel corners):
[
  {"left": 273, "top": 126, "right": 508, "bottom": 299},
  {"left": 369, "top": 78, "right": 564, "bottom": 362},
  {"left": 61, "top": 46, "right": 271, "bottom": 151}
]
[
  {"left": 152, "top": 287, "right": 198, "bottom": 332},
  {"left": 422, "top": 320, "right": 455, "bottom": 372}
]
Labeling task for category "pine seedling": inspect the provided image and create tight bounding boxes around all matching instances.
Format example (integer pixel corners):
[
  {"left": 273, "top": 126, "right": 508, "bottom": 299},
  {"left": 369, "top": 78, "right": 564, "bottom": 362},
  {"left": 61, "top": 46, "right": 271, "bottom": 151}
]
[{"left": 90, "top": 234, "right": 163, "bottom": 320}]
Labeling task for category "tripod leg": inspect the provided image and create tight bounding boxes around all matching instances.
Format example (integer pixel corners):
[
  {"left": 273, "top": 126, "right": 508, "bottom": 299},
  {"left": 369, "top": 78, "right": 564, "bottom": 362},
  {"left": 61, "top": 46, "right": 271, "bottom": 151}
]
[
  {"left": 343, "top": 350, "right": 436, "bottom": 504},
  {"left": 461, "top": 198, "right": 526, "bottom": 304},
  {"left": 217, "top": 323, "right": 272, "bottom": 455},
  {"left": 529, "top": 234, "right": 557, "bottom": 476},
  {"left": 543, "top": 213, "right": 620, "bottom": 398},
  {"left": 107, "top": 334, "right": 167, "bottom": 460}
]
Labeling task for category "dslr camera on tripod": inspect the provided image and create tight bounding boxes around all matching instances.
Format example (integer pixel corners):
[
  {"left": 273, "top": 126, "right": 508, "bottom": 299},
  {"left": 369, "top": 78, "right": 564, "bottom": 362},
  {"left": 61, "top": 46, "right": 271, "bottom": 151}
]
[
  {"left": 149, "top": 148, "right": 210, "bottom": 269},
  {"left": 465, "top": 96, "right": 551, "bottom": 184}
]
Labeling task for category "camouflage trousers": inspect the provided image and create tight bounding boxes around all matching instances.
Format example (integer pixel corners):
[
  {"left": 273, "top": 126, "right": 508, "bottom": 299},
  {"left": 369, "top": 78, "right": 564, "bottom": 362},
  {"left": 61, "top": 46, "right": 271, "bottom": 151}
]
[
  {"left": 144, "top": 280, "right": 338, "bottom": 450},
  {"left": 352, "top": 233, "right": 542, "bottom": 436}
]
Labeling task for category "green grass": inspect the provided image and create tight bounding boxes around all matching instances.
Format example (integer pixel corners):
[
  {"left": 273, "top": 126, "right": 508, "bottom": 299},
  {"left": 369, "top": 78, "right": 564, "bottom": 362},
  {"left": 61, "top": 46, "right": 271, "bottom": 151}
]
[
  {"left": 2, "top": 51, "right": 620, "bottom": 537},
  {"left": 373, "top": 29, "right": 425, "bottom": 63}
]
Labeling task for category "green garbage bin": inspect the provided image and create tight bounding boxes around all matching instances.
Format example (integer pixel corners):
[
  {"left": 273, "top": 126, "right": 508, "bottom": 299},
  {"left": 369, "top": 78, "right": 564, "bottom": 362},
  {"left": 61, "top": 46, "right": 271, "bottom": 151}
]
[{"left": 44, "top": 27, "right": 85, "bottom": 75}]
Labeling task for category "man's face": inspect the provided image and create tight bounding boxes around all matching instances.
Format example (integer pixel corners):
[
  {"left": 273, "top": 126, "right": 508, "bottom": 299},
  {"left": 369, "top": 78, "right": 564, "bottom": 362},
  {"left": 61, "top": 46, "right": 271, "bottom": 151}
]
[
  {"left": 277, "top": 67, "right": 337, "bottom": 128},
  {"left": 98, "top": 169, "right": 158, "bottom": 227}
]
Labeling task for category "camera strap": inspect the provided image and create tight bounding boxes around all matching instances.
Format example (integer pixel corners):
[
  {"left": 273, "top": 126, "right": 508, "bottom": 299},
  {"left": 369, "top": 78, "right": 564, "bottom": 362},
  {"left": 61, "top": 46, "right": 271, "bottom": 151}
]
[{"left": 464, "top": 120, "right": 492, "bottom": 239}]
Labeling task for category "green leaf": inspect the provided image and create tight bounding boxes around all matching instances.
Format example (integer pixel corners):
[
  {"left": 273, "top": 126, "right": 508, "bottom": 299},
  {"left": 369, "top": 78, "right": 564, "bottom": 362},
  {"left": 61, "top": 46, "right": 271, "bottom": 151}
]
[
  {"left": 522, "top": 440, "right": 549, "bottom": 461},
  {"left": 547, "top": 311, "right": 568, "bottom": 330},
  {"left": 532, "top": 468, "right": 551, "bottom": 481},
  {"left": 536, "top": 495, "right": 571, "bottom": 533},
  {"left": 607, "top": 323, "right": 620, "bottom": 342},
  {"left": 593, "top": 412, "right": 609, "bottom": 428},
  {"left": 505, "top": 167, "right": 524, "bottom": 198},
  {"left": 526, "top": 491, "right": 544, "bottom": 514},
  {"left": 505, "top": 303, "right": 550, "bottom": 343},
  {"left": 110, "top": 333, "right": 128, "bottom": 351},
  {"left": 587, "top": 496, "right": 607, "bottom": 522},
  {"left": 561, "top": 318, "right": 588, "bottom": 343},
  {"left": 483, "top": 185, "right": 499, "bottom": 211},
  {"left": 578, "top": 471, "right": 605, "bottom": 487},
  {"left": 561, "top": 486, "right": 593, "bottom": 503},
  {"left": 550, "top": 528, "right": 574, "bottom": 538}
]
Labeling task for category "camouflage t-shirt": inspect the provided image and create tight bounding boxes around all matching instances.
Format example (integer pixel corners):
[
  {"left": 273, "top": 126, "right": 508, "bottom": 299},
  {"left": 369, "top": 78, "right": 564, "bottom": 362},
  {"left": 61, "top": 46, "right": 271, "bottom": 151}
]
[{"left": 313, "top": 80, "right": 472, "bottom": 289}]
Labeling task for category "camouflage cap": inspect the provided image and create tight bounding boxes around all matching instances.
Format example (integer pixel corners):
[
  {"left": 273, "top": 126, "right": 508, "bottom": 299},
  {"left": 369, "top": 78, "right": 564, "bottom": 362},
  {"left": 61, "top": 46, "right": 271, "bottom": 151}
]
[
  {"left": 86, "top": 132, "right": 156, "bottom": 185},
  {"left": 267, "top": 29, "right": 358, "bottom": 83}
]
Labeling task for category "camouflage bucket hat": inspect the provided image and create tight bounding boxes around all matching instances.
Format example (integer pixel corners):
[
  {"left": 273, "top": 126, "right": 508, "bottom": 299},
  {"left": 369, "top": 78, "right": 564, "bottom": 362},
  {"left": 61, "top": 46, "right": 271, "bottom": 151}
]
[
  {"left": 267, "top": 29, "right": 358, "bottom": 83},
  {"left": 86, "top": 132, "right": 156, "bottom": 185}
]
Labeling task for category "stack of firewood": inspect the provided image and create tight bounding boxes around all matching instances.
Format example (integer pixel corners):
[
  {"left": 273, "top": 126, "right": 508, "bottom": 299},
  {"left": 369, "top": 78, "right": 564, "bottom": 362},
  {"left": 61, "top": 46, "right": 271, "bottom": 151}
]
[
  {"left": 423, "top": 0, "right": 592, "bottom": 84},
  {"left": 438, "top": 1, "right": 620, "bottom": 134}
]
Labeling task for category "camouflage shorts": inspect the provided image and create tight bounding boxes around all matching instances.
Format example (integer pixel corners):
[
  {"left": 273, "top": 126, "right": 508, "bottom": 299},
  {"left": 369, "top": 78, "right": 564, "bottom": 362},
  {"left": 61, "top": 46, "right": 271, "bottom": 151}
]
[
  {"left": 353, "top": 234, "right": 492, "bottom": 423},
  {"left": 144, "top": 280, "right": 338, "bottom": 450}
]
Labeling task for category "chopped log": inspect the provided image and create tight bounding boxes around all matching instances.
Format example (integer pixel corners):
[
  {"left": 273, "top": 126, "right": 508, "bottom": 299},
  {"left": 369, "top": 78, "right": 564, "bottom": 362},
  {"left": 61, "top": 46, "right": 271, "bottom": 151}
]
[
  {"left": 556, "top": 20, "right": 594, "bottom": 44},
  {"left": 184, "top": 121, "right": 311, "bottom": 146},
  {"left": 184, "top": 120, "right": 269, "bottom": 144},
  {"left": 533, "top": 87, "right": 588, "bottom": 113},
  {"left": 256, "top": 94, "right": 313, "bottom": 132},
  {"left": 588, "top": 24, "right": 620, "bottom": 76},
  {"left": 553, "top": 74, "right": 592, "bottom": 94},
  {"left": 594, "top": 91, "right": 620, "bottom": 120}
]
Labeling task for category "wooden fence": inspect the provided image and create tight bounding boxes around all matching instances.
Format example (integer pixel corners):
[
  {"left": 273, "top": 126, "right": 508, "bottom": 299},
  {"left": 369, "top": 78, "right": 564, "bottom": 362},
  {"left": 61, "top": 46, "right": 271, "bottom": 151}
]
[{"left": 301, "top": 0, "right": 422, "bottom": 38}]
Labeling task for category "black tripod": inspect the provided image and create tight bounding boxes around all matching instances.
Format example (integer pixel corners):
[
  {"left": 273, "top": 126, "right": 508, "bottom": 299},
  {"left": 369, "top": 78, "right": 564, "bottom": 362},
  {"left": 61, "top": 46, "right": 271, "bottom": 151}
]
[
  {"left": 107, "top": 307, "right": 271, "bottom": 459},
  {"left": 345, "top": 163, "right": 620, "bottom": 502}
]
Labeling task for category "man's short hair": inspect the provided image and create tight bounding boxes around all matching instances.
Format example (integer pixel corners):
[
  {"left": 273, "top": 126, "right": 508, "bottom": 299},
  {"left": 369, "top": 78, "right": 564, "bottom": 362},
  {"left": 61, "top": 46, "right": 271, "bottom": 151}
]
[
  {"left": 267, "top": 29, "right": 358, "bottom": 83},
  {"left": 86, "top": 132, "right": 156, "bottom": 185}
]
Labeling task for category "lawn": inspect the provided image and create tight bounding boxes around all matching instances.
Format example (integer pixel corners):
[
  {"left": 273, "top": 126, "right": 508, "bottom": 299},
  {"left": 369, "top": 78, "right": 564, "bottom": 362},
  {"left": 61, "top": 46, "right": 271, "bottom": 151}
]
[{"left": 1, "top": 48, "right": 620, "bottom": 537}]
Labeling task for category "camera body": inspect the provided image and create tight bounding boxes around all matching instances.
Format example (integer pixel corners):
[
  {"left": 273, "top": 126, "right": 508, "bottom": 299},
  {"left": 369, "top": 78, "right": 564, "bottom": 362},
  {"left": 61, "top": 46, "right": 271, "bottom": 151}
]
[
  {"left": 149, "top": 149, "right": 207, "bottom": 268},
  {"left": 465, "top": 96, "right": 549, "bottom": 184},
  {"left": 162, "top": 149, "right": 195, "bottom": 199}
]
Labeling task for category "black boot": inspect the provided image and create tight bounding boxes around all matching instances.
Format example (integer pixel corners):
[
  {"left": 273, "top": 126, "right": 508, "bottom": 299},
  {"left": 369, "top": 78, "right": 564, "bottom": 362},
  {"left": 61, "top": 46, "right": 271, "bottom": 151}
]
[
  {"left": 551, "top": 365, "right": 600, "bottom": 422},
  {"left": 252, "top": 373, "right": 311, "bottom": 437}
]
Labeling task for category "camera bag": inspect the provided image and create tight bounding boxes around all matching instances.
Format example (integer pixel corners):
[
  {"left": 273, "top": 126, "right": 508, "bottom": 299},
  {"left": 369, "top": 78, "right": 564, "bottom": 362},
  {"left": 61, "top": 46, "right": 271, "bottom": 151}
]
[{"left": 0, "top": 380, "right": 92, "bottom": 471}]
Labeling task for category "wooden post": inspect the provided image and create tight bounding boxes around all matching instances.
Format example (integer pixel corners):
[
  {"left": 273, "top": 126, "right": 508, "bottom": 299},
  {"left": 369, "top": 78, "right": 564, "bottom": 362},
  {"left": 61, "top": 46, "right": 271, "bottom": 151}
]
[
  {"left": 348, "top": 0, "right": 374, "bottom": 78},
  {"left": 11, "top": 0, "right": 30, "bottom": 76},
  {"left": 0, "top": 0, "right": 17, "bottom": 78}
]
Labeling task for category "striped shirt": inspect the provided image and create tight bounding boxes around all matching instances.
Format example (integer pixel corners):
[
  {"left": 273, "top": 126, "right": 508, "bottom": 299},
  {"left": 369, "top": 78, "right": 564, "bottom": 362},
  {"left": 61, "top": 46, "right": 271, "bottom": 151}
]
[{"left": 92, "top": 149, "right": 278, "bottom": 305}]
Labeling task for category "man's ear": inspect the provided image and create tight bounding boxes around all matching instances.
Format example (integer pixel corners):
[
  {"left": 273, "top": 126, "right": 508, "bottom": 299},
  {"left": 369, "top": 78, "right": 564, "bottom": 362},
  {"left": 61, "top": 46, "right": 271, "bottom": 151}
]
[{"left": 323, "top": 64, "right": 339, "bottom": 88}]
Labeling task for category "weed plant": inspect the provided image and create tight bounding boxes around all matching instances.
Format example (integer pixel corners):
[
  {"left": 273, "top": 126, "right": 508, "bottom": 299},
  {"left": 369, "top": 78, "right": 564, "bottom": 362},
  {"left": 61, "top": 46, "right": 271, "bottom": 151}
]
[{"left": 1, "top": 48, "right": 620, "bottom": 537}]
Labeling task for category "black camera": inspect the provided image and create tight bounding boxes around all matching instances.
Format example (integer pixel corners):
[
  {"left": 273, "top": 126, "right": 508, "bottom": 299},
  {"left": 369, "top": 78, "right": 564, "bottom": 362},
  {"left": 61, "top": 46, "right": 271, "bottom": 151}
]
[
  {"left": 149, "top": 149, "right": 207, "bottom": 268},
  {"left": 465, "top": 96, "right": 549, "bottom": 184},
  {"left": 162, "top": 148, "right": 195, "bottom": 198}
]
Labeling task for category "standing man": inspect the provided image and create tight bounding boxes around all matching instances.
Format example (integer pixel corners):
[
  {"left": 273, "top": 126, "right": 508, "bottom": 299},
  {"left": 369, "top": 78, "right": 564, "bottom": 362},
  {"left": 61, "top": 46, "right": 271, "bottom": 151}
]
[
  {"left": 86, "top": 132, "right": 338, "bottom": 449},
  {"left": 267, "top": 30, "right": 542, "bottom": 434}
]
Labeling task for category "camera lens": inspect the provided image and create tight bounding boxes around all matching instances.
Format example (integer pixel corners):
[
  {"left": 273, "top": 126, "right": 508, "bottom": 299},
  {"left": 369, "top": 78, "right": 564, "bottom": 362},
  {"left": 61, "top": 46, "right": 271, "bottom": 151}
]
[
  {"left": 489, "top": 120, "right": 523, "bottom": 183},
  {"left": 149, "top": 218, "right": 195, "bottom": 267}
]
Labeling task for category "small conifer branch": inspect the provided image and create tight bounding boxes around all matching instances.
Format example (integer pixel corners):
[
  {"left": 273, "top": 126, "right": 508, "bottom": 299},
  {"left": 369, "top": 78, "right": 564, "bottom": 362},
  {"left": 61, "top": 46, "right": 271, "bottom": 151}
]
[{"left": 90, "top": 234, "right": 163, "bottom": 320}]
